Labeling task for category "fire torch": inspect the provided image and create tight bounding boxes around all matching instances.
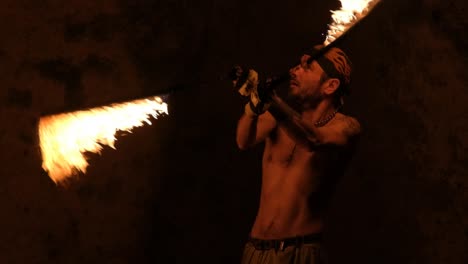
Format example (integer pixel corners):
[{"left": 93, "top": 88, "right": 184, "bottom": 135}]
[
  {"left": 229, "top": 0, "right": 382, "bottom": 92},
  {"left": 39, "top": 0, "right": 381, "bottom": 186}
]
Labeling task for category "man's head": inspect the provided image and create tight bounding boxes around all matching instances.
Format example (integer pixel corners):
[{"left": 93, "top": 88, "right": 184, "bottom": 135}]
[{"left": 289, "top": 45, "right": 352, "bottom": 108}]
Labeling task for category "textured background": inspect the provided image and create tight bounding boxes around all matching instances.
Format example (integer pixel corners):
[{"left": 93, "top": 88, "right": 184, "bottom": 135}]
[{"left": 0, "top": 0, "right": 467, "bottom": 263}]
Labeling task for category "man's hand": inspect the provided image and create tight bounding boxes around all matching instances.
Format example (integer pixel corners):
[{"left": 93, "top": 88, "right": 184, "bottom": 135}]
[
  {"left": 230, "top": 66, "right": 272, "bottom": 116},
  {"left": 246, "top": 78, "right": 272, "bottom": 116},
  {"left": 234, "top": 68, "right": 259, "bottom": 97}
]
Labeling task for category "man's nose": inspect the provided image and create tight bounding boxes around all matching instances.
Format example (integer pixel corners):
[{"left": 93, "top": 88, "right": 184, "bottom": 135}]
[{"left": 289, "top": 65, "right": 298, "bottom": 77}]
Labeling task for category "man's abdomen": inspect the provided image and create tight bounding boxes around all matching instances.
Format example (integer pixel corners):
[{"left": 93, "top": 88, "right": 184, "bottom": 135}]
[{"left": 251, "top": 163, "right": 324, "bottom": 239}]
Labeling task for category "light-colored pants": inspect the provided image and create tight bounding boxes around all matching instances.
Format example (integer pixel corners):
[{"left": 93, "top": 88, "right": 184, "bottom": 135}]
[{"left": 241, "top": 241, "right": 326, "bottom": 264}]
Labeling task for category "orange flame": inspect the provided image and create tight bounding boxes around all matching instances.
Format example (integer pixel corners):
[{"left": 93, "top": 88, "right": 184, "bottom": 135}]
[
  {"left": 324, "top": 0, "right": 380, "bottom": 46},
  {"left": 38, "top": 96, "right": 168, "bottom": 184}
]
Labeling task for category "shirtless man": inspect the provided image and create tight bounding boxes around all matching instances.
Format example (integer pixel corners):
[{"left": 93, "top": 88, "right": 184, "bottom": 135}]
[{"left": 235, "top": 46, "right": 361, "bottom": 263}]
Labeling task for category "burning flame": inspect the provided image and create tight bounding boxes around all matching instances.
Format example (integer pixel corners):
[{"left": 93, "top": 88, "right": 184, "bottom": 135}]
[
  {"left": 38, "top": 96, "right": 168, "bottom": 184},
  {"left": 324, "top": 0, "right": 380, "bottom": 45}
]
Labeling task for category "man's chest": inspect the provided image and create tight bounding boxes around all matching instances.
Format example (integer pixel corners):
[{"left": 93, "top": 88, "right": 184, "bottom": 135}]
[{"left": 266, "top": 127, "right": 315, "bottom": 164}]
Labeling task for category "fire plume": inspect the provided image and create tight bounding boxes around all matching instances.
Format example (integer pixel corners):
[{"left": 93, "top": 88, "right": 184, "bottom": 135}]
[
  {"left": 324, "top": 0, "right": 381, "bottom": 46},
  {"left": 38, "top": 96, "right": 168, "bottom": 184}
]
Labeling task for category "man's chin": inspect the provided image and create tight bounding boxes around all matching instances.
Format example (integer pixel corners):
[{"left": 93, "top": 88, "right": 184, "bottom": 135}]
[
  {"left": 288, "top": 84, "right": 299, "bottom": 94},
  {"left": 287, "top": 87, "right": 299, "bottom": 97},
  {"left": 286, "top": 90, "right": 300, "bottom": 103}
]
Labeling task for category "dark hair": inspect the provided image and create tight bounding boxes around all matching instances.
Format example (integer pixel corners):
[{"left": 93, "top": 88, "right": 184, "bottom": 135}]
[
  {"left": 319, "top": 71, "right": 345, "bottom": 108},
  {"left": 313, "top": 45, "right": 352, "bottom": 101},
  {"left": 319, "top": 71, "right": 329, "bottom": 85}
]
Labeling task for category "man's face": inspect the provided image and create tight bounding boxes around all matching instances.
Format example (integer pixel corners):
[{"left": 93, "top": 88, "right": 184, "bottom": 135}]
[{"left": 289, "top": 54, "right": 326, "bottom": 102}]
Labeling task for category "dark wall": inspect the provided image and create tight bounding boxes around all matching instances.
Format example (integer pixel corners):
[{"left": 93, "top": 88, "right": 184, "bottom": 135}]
[{"left": 0, "top": 0, "right": 466, "bottom": 263}]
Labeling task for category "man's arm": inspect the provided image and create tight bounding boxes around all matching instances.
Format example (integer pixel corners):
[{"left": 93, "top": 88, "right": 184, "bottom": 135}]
[
  {"left": 236, "top": 108, "right": 276, "bottom": 150},
  {"left": 268, "top": 94, "right": 360, "bottom": 149}
]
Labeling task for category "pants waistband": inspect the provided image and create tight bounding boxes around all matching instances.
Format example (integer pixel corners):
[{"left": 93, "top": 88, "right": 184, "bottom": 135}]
[{"left": 248, "top": 233, "right": 322, "bottom": 251}]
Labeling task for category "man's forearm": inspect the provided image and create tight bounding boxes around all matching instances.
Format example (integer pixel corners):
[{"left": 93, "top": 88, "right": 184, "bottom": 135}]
[
  {"left": 236, "top": 113, "right": 258, "bottom": 150},
  {"left": 268, "top": 95, "right": 321, "bottom": 147}
]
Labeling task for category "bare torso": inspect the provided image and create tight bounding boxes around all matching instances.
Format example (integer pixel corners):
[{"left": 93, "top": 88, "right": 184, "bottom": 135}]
[{"left": 250, "top": 113, "right": 355, "bottom": 239}]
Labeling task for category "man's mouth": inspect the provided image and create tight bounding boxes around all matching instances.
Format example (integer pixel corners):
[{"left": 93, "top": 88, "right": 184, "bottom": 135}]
[{"left": 290, "top": 80, "right": 299, "bottom": 87}]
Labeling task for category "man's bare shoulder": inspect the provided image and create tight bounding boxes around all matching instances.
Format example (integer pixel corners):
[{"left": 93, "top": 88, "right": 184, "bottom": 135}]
[
  {"left": 331, "top": 113, "right": 362, "bottom": 139},
  {"left": 309, "top": 113, "right": 361, "bottom": 147}
]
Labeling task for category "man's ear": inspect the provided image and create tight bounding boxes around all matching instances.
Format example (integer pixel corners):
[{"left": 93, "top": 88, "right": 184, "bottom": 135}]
[{"left": 323, "top": 78, "right": 340, "bottom": 95}]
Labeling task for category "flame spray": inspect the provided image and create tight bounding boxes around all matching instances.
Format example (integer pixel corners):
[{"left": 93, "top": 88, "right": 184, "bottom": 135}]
[
  {"left": 38, "top": 96, "right": 168, "bottom": 184},
  {"left": 324, "top": 0, "right": 381, "bottom": 46}
]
